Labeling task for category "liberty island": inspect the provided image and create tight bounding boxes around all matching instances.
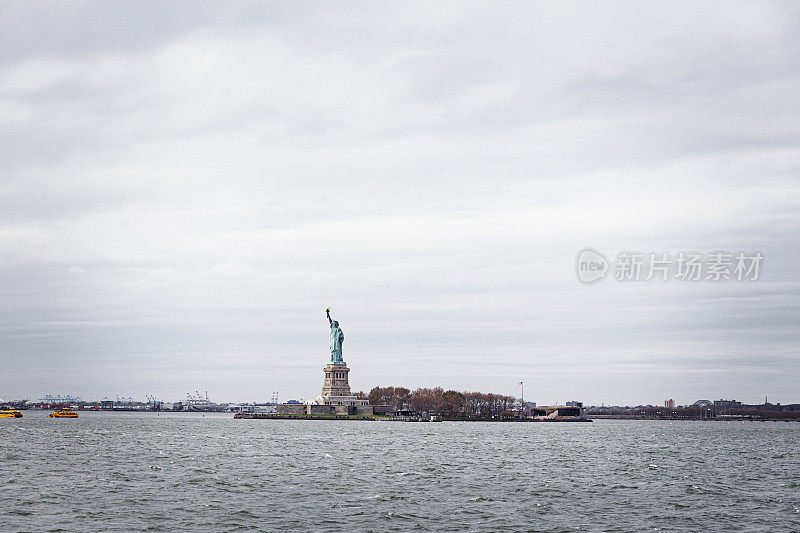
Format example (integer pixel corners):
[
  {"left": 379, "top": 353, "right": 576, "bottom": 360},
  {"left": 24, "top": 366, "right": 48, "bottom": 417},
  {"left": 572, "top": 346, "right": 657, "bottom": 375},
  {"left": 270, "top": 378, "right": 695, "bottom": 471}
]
[{"left": 235, "top": 308, "right": 585, "bottom": 422}]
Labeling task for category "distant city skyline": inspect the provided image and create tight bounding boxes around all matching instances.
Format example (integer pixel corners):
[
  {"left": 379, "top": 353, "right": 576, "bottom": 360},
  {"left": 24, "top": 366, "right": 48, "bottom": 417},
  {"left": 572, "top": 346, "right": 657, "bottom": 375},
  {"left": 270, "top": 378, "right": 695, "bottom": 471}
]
[{"left": 2, "top": 3, "right": 799, "bottom": 405}]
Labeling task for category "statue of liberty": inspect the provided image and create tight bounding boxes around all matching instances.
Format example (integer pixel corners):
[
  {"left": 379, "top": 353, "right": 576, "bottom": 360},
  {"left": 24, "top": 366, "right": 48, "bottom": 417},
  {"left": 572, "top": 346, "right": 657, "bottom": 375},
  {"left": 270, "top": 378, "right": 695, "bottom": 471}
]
[{"left": 326, "top": 307, "right": 344, "bottom": 364}]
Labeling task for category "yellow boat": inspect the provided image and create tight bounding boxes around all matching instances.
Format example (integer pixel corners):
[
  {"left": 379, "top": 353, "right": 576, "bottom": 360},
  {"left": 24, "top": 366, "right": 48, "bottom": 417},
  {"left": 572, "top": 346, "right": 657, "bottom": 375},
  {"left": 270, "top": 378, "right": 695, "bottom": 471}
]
[
  {"left": 49, "top": 409, "right": 78, "bottom": 418},
  {"left": 0, "top": 410, "right": 23, "bottom": 418}
]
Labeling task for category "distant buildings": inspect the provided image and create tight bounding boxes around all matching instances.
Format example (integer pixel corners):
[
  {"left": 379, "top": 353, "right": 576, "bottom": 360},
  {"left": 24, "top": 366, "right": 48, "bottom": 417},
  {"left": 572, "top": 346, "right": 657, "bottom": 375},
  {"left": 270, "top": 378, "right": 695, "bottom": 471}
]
[
  {"left": 713, "top": 399, "right": 742, "bottom": 409},
  {"left": 664, "top": 399, "right": 675, "bottom": 408},
  {"left": 229, "top": 403, "right": 277, "bottom": 414},
  {"left": 529, "top": 402, "right": 586, "bottom": 420}
]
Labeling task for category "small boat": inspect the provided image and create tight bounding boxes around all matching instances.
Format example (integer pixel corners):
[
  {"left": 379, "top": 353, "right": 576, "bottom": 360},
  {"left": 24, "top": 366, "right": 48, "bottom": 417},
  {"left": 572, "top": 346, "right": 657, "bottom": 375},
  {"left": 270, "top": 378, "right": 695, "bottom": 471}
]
[
  {"left": 0, "top": 410, "right": 23, "bottom": 418},
  {"left": 49, "top": 409, "right": 78, "bottom": 418}
]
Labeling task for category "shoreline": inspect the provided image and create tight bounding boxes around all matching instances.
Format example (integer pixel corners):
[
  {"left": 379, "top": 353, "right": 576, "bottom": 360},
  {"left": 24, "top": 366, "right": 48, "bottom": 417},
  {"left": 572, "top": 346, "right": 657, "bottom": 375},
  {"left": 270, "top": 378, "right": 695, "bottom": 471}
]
[{"left": 233, "top": 413, "right": 591, "bottom": 422}]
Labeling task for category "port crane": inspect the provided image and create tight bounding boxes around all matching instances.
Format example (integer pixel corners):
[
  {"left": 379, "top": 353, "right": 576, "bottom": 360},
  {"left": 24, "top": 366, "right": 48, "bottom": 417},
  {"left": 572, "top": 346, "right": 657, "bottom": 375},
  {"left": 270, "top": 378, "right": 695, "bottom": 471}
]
[
  {"left": 186, "top": 391, "right": 209, "bottom": 402},
  {"left": 183, "top": 390, "right": 220, "bottom": 412},
  {"left": 146, "top": 395, "right": 161, "bottom": 411}
]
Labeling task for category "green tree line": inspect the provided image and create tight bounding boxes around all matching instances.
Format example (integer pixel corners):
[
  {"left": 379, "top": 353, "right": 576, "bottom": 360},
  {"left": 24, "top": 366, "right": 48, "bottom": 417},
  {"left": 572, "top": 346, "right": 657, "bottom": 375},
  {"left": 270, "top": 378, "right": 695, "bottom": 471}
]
[{"left": 362, "top": 386, "right": 519, "bottom": 418}]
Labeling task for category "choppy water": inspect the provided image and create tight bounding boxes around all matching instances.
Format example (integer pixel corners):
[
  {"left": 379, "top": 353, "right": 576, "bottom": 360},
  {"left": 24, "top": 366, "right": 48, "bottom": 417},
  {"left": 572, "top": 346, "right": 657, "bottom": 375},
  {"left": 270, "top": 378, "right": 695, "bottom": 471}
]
[{"left": 2, "top": 412, "right": 799, "bottom": 532}]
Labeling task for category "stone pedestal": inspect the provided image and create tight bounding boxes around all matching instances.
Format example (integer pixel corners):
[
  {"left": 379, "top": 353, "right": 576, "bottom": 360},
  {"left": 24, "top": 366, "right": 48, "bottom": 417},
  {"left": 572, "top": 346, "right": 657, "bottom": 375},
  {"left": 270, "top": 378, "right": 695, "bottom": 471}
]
[
  {"left": 321, "top": 363, "right": 352, "bottom": 397},
  {"left": 312, "top": 362, "right": 373, "bottom": 416}
]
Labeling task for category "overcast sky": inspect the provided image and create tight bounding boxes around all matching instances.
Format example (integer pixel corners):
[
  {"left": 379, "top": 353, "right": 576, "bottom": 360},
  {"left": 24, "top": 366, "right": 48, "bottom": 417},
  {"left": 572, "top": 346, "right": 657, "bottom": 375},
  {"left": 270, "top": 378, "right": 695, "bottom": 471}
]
[{"left": 1, "top": 1, "right": 798, "bottom": 405}]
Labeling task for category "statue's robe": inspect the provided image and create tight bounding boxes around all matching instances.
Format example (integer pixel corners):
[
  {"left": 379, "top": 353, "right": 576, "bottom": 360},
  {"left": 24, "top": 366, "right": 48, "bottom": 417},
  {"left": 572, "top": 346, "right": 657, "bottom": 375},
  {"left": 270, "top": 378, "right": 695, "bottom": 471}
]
[{"left": 330, "top": 326, "right": 344, "bottom": 363}]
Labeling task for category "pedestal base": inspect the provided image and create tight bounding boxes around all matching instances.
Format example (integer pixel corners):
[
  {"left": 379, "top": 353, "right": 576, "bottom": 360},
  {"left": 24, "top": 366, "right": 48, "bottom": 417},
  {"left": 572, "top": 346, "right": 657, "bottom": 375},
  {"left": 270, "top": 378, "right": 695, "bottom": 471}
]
[{"left": 321, "top": 363, "right": 352, "bottom": 397}]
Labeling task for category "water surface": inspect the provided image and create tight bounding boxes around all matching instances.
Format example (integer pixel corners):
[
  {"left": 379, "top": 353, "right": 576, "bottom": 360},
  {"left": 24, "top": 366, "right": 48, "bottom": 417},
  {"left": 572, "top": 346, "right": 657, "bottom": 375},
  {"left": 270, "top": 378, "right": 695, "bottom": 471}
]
[{"left": 2, "top": 412, "right": 799, "bottom": 531}]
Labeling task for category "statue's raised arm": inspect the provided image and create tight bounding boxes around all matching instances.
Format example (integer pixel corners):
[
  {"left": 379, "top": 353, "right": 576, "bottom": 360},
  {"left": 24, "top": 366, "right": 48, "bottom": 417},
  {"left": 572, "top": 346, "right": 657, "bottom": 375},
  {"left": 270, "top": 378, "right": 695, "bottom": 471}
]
[{"left": 326, "top": 307, "right": 333, "bottom": 326}]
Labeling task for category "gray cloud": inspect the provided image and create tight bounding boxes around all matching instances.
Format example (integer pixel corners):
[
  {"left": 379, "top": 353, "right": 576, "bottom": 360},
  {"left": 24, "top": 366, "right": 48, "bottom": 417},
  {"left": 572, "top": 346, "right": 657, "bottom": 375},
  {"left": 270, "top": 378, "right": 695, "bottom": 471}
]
[{"left": 1, "top": 2, "right": 799, "bottom": 406}]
